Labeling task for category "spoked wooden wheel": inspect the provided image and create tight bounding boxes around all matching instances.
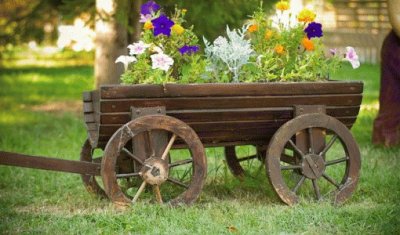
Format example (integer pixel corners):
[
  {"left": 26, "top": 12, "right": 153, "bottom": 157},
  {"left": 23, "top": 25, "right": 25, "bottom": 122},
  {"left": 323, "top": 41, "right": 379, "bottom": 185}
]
[
  {"left": 266, "top": 113, "right": 361, "bottom": 205},
  {"left": 101, "top": 115, "right": 207, "bottom": 206},
  {"left": 224, "top": 145, "right": 266, "bottom": 179},
  {"left": 80, "top": 139, "right": 107, "bottom": 198}
]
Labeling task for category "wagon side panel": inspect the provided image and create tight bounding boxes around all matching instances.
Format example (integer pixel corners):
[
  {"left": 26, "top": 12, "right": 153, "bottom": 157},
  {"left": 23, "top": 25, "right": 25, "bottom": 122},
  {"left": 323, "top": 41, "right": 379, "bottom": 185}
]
[{"left": 96, "top": 82, "right": 363, "bottom": 148}]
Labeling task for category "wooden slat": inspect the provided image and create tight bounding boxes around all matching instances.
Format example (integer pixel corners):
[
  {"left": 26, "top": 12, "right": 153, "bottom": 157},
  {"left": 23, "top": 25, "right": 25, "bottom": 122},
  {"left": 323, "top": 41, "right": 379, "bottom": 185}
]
[
  {"left": 99, "top": 106, "right": 360, "bottom": 124},
  {"left": 83, "top": 102, "right": 94, "bottom": 113},
  {"left": 84, "top": 113, "right": 95, "bottom": 123},
  {"left": 100, "top": 82, "right": 363, "bottom": 99},
  {"left": 82, "top": 92, "right": 92, "bottom": 102},
  {"left": 98, "top": 117, "right": 357, "bottom": 136},
  {"left": 101, "top": 85, "right": 164, "bottom": 99},
  {"left": 100, "top": 94, "right": 362, "bottom": 113}
]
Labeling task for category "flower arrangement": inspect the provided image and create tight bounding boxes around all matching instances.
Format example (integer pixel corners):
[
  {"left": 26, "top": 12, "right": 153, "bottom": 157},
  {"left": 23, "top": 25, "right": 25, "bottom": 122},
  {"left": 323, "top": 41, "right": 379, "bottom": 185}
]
[
  {"left": 116, "top": 0, "right": 360, "bottom": 84},
  {"left": 117, "top": 1, "right": 206, "bottom": 84}
]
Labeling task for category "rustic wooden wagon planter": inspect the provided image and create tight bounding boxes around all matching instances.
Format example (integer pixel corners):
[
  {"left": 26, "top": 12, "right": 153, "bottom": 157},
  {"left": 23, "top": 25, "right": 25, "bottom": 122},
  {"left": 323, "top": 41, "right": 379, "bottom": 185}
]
[{"left": 0, "top": 81, "right": 363, "bottom": 206}]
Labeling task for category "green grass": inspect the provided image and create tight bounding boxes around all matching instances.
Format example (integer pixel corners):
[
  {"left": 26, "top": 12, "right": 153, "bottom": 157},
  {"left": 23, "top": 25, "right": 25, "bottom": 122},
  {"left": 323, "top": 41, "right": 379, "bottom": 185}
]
[{"left": 0, "top": 63, "right": 399, "bottom": 234}]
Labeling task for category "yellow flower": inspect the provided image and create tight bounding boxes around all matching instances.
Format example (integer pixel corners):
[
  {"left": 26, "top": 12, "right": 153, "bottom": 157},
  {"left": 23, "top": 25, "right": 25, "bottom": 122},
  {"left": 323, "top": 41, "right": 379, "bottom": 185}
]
[
  {"left": 248, "top": 24, "right": 258, "bottom": 33},
  {"left": 172, "top": 24, "right": 185, "bottom": 35},
  {"left": 276, "top": 1, "right": 290, "bottom": 11},
  {"left": 265, "top": 30, "right": 273, "bottom": 40},
  {"left": 182, "top": 9, "right": 187, "bottom": 14},
  {"left": 302, "top": 37, "right": 314, "bottom": 51},
  {"left": 275, "top": 44, "right": 285, "bottom": 54},
  {"left": 144, "top": 21, "right": 154, "bottom": 30},
  {"left": 297, "top": 9, "right": 316, "bottom": 23}
]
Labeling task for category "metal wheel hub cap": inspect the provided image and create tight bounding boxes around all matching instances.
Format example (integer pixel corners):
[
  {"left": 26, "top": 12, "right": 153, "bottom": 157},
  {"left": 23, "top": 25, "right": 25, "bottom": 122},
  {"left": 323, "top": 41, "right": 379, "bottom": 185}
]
[
  {"left": 301, "top": 154, "right": 325, "bottom": 179},
  {"left": 140, "top": 157, "right": 169, "bottom": 185}
]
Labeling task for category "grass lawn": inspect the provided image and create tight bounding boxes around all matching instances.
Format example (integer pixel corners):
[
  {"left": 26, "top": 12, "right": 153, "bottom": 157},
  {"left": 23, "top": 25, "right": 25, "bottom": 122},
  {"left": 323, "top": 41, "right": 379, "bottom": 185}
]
[{"left": 0, "top": 63, "right": 399, "bottom": 234}]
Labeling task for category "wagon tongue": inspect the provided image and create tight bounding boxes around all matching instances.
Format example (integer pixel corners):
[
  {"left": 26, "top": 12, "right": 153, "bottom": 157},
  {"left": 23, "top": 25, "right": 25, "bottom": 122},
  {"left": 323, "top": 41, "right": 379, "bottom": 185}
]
[{"left": 0, "top": 151, "right": 101, "bottom": 175}]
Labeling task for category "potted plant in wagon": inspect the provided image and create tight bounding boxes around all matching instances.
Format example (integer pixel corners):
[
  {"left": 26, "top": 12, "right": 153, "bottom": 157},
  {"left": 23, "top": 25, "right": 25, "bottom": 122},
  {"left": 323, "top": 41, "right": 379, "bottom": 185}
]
[{"left": 82, "top": 1, "right": 363, "bottom": 207}]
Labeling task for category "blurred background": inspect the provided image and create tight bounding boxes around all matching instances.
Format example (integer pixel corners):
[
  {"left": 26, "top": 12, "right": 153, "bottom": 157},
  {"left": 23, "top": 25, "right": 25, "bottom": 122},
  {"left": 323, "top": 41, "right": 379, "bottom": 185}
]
[{"left": 0, "top": 0, "right": 390, "bottom": 73}]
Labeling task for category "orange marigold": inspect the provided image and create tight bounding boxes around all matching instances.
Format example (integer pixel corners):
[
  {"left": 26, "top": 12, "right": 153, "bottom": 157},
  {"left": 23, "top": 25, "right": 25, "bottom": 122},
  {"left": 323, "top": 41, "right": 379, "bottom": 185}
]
[
  {"left": 297, "top": 9, "right": 316, "bottom": 23},
  {"left": 275, "top": 44, "right": 285, "bottom": 54},
  {"left": 302, "top": 37, "right": 314, "bottom": 51},
  {"left": 265, "top": 30, "right": 273, "bottom": 40},
  {"left": 276, "top": 1, "right": 290, "bottom": 11},
  {"left": 144, "top": 21, "right": 154, "bottom": 30},
  {"left": 248, "top": 24, "right": 258, "bottom": 33}
]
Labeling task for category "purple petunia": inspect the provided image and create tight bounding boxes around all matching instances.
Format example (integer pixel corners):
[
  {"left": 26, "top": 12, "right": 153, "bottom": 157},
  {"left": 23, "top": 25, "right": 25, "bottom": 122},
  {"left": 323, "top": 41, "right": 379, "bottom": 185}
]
[
  {"left": 151, "top": 15, "right": 174, "bottom": 37},
  {"left": 304, "top": 22, "right": 323, "bottom": 39},
  {"left": 141, "top": 1, "right": 160, "bottom": 15},
  {"left": 179, "top": 45, "right": 200, "bottom": 55}
]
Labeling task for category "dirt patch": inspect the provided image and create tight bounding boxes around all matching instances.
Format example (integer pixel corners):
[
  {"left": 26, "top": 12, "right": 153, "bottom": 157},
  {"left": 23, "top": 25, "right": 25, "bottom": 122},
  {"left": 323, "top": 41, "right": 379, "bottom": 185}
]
[{"left": 31, "top": 101, "right": 83, "bottom": 115}]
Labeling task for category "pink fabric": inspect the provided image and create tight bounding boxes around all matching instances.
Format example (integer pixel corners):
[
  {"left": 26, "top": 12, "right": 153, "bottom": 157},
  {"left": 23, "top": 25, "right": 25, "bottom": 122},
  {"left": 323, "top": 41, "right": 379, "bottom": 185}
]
[{"left": 372, "top": 30, "right": 400, "bottom": 147}]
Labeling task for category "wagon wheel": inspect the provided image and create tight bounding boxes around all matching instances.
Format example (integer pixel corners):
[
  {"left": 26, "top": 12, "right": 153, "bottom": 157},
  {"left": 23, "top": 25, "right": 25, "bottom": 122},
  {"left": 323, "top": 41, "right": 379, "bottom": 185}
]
[
  {"left": 224, "top": 145, "right": 266, "bottom": 179},
  {"left": 101, "top": 115, "right": 207, "bottom": 206},
  {"left": 266, "top": 113, "right": 361, "bottom": 205},
  {"left": 80, "top": 139, "right": 107, "bottom": 198}
]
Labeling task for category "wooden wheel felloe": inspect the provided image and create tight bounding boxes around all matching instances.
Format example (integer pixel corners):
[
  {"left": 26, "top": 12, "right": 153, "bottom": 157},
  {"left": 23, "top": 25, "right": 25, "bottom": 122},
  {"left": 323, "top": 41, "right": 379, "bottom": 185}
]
[
  {"left": 80, "top": 139, "right": 107, "bottom": 198},
  {"left": 224, "top": 146, "right": 266, "bottom": 179},
  {"left": 101, "top": 115, "right": 207, "bottom": 206},
  {"left": 266, "top": 113, "right": 361, "bottom": 205}
]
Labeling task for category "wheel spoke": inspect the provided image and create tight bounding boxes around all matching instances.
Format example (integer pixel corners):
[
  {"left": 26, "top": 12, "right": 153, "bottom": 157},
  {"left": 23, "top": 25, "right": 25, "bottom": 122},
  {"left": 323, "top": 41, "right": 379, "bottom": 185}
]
[
  {"left": 308, "top": 127, "right": 314, "bottom": 154},
  {"left": 161, "top": 134, "right": 177, "bottom": 161},
  {"left": 237, "top": 154, "right": 258, "bottom": 162},
  {"left": 132, "top": 181, "right": 147, "bottom": 203},
  {"left": 288, "top": 139, "right": 305, "bottom": 159},
  {"left": 325, "top": 156, "right": 349, "bottom": 166},
  {"left": 167, "top": 177, "right": 189, "bottom": 189},
  {"left": 153, "top": 185, "right": 163, "bottom": 204},
  {"left": 280, "top": 165, "right": 302, "bottom": 170},
  {"left": 122, "top": 148, "right": 144, "bottom": 165},
  {"left": 145, "top": 130, "right": 155, "bottom": 158},
  {"left": 169, "top": 159, "right": 193, "bottom": 168},
  {"left": 292, "top": 176, "right": 306, "bottom": 193},
  {"left": 312, "top": 179, "right": 321, "bottom": 200},
  {"left": 322, "top": 173, "right": 340, "bottom": 189},
  {"left": 116, "top": 172, "right": 140, "bottom": 178},
  {"left": 319, "top": 134, "right": 338, "bottom": 157}
]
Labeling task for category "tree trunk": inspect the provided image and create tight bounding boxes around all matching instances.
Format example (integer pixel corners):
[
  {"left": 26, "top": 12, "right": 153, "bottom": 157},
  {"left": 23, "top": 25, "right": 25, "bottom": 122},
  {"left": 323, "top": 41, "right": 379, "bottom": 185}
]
[
  {"left": 128, "top": 0, "right": 142, "bottom": 43},
  {"left": 95, "top": 0, "right": 128, "bottom": 88}
]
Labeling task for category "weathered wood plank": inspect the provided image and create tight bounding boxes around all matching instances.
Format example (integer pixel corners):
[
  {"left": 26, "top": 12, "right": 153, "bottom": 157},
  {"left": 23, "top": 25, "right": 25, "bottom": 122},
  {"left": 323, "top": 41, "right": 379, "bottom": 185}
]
[
  {"left": 83, "top": 102, "right": 94, "bottom": 113},
  {"left": 101, "top": 85, "right": 164, "bottom": 99},
  {"left": 100, "top": 82, "right": 363, "bottom": 99},
  {"left": 82, "top": 92, "right": 92, "bottom": 102},
  {"left": 99, "top": 106, "right": 360, "bottom": 124},
  {"left": 100, "top": 94, "right": 362, "bottom": 113},
  {"left": 84, "top": 113, "right": 96, "bottom": 123},
  {"left": 98, "top": 117, "right": 357, "bottom": 136}
]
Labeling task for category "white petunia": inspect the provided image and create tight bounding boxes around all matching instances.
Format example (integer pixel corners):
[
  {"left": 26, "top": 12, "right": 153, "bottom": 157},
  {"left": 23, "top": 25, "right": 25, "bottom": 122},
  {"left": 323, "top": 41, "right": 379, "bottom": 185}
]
[
  {"left": 128, "top": 41, "right": 150, "bottom": 55},
  {"left": 115, "top": 55, "right": 137, "bottom": 71},
  {"left": 344, "top": 46, "right": 360, "bottom": 69},
  {"left": 150, "top": 53, "right": 174, "bottom": 72}
]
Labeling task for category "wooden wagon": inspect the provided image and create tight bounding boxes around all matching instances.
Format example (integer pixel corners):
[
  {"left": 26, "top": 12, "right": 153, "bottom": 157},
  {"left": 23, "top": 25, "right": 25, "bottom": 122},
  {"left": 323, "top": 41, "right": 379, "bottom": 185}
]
[{"left": 78, "top": 81, "right": 363, "bottom": 206}]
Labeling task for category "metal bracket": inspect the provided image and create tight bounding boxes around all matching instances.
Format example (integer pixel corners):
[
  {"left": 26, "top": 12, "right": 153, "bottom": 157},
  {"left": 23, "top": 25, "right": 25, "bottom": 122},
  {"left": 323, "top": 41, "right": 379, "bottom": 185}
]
[
  {"left": 294, "top": 105, "right": 326, "bottom": 117},
  {"left": 131, "top": 106, "right": 166, "bottom": 120}
]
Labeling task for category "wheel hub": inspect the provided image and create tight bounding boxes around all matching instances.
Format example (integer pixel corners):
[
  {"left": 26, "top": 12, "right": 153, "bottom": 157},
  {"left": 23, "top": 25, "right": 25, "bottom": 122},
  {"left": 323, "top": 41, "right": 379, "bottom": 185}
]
[
  {"left": 140, "top": 157, "right": 169, "bottom": 185},
  {"left": 301, "top": 154, "right": 325, "bottom": 179}
]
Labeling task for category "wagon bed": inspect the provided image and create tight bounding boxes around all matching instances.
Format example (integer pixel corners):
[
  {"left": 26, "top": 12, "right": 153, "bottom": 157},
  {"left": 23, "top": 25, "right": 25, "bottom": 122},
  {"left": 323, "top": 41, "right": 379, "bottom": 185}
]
[{"left": 83, "top": 81, "right": 363, "bottom": 149}]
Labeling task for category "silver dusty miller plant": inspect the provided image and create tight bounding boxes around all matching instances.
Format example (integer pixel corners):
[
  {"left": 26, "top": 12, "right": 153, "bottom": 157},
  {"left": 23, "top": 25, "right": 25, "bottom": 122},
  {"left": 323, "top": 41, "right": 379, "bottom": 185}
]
[{"left": 204, "top": 26, "right": 253, "bottom": 82}]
